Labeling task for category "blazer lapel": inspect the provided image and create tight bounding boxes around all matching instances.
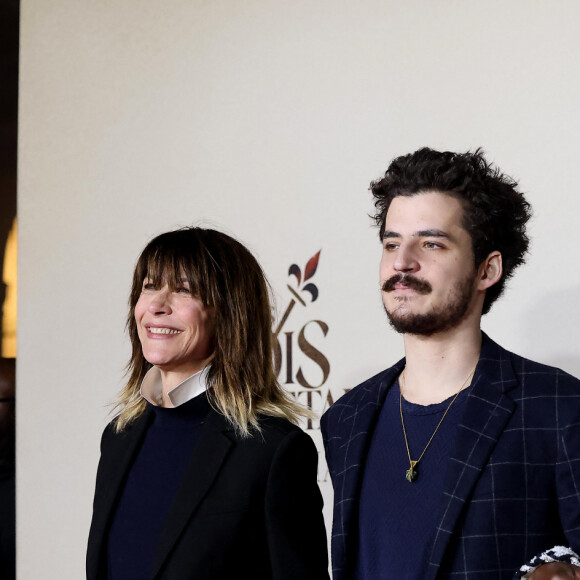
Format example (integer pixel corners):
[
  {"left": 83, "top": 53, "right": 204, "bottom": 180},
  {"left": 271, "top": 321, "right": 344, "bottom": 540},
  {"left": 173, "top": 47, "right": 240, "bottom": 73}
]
[
  {"left": 333, "top": 360, "right": 404, "bottom": 578},
  {"left": 426, "top": 334, "right": 518, "bottom": 578},
  {"left": 150, "top": 409, "right": 233, "bottom": 579},
  {"left": 87, "top": 409, "right": 153, "bottom": 580}
]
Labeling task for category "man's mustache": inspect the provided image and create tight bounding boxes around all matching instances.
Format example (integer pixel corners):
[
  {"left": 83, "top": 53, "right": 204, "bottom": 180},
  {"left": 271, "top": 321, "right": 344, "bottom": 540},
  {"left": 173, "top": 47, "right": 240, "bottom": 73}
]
[{"left": 382, "top": 273, "right": 432, "bottom": 294}]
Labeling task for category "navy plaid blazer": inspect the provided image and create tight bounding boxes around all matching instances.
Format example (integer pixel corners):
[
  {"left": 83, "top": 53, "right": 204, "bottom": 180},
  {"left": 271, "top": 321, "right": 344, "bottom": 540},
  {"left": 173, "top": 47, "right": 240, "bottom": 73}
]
[{"left": 321, "top": 333, "right": 580, "bottom": 579}]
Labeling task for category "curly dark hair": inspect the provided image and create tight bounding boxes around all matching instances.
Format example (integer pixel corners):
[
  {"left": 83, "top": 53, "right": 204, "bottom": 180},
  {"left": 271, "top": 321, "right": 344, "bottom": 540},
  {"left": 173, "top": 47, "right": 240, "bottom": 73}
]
[{"left": 371, "top": 147, "right": 532, "bottom": 314}]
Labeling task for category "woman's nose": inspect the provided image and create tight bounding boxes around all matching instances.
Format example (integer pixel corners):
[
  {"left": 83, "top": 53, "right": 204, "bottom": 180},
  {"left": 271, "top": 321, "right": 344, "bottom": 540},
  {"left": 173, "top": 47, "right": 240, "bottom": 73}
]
[{"left": 148, "top": 288, "right": 172, "bottom": 314}]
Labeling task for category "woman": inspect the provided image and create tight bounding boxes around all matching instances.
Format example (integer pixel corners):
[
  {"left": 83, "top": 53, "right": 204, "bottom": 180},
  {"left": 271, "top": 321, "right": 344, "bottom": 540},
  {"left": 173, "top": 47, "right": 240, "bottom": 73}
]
[{"left": 87, "top": 227, "right": 329, "bottom": 580}]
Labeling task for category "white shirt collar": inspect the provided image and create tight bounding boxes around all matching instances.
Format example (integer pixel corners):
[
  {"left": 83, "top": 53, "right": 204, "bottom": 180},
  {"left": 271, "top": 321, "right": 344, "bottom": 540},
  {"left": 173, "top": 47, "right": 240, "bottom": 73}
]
[{"left": 139, "top": 366, "right": 210, "bottom": 407}]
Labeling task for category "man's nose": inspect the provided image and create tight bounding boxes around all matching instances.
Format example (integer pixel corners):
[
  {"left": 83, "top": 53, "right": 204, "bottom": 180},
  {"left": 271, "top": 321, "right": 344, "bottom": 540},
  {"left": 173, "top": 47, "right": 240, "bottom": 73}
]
[{"left": 393, "top": 244, "right": 419, "bottom": 273}]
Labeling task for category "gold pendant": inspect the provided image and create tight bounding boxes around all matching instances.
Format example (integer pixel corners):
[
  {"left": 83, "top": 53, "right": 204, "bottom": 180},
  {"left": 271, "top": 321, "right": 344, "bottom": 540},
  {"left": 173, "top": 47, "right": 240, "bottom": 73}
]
[{"left": 405, "top": 461, "right": 418, "bottom": 482}]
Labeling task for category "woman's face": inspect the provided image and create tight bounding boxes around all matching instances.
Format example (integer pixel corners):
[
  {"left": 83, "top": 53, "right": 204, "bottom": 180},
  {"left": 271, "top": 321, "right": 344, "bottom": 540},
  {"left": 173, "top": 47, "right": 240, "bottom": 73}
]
[{"left": 134, "top": 274, "right": 215, "bottom": 380}]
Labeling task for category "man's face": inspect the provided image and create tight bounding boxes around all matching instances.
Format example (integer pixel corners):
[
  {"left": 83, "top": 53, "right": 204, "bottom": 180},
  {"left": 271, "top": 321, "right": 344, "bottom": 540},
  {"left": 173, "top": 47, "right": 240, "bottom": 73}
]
[{"left": 380, "top": 191, "right": 480, "bottom": 336}]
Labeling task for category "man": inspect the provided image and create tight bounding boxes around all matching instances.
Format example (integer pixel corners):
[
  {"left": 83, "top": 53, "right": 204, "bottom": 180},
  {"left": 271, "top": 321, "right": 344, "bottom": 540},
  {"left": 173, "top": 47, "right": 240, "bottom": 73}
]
[{"left": 322, "top": 148, "right": 580, "bottom": 580}]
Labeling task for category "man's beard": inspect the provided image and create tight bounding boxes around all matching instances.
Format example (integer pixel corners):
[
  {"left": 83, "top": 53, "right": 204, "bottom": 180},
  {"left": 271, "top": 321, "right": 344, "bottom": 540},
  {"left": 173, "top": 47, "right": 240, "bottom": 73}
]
[{"left": 382, "top": 271, "right": 476, "bottom": 336}]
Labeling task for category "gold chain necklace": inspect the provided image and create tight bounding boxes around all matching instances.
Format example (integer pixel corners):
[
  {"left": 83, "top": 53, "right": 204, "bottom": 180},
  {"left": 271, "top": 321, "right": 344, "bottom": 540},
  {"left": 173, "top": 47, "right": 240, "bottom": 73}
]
[{"left": 399, "top": 365, "right": 476, "bottom": 482}]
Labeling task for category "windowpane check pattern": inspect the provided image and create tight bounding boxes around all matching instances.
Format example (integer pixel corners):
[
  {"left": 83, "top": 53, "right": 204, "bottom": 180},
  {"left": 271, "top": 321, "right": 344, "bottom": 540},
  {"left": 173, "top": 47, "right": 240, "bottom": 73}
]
[{"left": 322, "top": 334, "right": 580, "bottom": 580}]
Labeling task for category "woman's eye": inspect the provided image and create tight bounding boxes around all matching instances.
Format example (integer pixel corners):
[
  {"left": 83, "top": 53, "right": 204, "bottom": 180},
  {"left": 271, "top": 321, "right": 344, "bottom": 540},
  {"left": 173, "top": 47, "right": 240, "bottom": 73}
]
[
  {"left": 176, "top": 286, "right": 191, "bottom": 294},
  {"left": 142, "top": 282, "right": 155, "bottom": 290}
]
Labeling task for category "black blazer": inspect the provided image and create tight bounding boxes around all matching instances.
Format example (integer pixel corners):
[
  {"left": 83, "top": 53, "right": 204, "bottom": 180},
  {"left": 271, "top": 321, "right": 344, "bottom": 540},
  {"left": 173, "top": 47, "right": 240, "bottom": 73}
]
[{"left": 87, "top": 406, "right": 329, "bottom": 580}]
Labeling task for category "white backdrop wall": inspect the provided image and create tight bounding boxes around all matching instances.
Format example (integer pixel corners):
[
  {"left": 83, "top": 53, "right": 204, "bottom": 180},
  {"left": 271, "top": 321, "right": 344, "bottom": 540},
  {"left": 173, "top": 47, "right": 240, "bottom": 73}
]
[{"left": 19, "top": 1, "right": 580, "bottom": 577}]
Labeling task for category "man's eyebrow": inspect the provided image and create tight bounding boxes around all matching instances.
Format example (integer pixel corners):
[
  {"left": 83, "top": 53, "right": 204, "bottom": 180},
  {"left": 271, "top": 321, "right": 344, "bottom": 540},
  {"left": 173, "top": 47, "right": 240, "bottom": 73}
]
[
  {"left": 414, "top": 229, "right": 450, "bottom": 238},
  {"left": 382, "top": 230, "right": 400, "bottom": 239},
  {"left": 382, "top": 229, "right": 452, "bottom": 240}
]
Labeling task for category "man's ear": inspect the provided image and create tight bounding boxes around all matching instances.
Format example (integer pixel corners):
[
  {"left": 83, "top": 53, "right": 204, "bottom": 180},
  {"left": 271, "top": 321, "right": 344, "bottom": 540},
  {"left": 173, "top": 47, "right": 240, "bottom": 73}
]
[{"left": 477, "top": 251, "right": 502, "bottom": 290}]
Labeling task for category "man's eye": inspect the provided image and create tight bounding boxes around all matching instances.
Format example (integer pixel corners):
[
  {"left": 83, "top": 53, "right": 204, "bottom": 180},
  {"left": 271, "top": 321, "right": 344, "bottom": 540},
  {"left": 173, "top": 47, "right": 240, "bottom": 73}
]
[
  {"left": 384, "top": 242, "right": 399, "bottom": 251},
  {"left": 424, "top": 241, "right": 442, "bottom": 249}
]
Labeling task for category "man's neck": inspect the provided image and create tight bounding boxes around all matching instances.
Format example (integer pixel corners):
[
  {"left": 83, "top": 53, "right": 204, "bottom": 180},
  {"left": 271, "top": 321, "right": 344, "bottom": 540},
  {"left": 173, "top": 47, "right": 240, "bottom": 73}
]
[{"left": 401, "top": 324, "right": 482, "bottom": 405}]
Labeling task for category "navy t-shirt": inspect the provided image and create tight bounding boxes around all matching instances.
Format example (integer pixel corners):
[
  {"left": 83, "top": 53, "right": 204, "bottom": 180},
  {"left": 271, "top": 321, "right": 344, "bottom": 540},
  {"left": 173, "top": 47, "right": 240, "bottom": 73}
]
[
  {"left": 355, "top": 380, "right": 468, "bottom": 579},
  {"left": 106, "top": 393, "right": 211, "bottom": 580}
]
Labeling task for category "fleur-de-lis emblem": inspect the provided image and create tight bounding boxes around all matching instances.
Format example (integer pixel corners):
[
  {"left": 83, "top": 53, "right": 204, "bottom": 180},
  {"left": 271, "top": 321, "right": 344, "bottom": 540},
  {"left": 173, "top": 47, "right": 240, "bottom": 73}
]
[
  {"left": 287, "top": 250, "right": 320, "bottom": 305},
  {"left": 274, "top": 250, "right": 321, "bottom": 337}
]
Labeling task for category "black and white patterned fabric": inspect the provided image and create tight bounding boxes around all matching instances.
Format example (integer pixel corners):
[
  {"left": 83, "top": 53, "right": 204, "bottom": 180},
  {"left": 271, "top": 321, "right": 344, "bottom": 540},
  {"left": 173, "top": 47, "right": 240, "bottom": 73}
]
[
  {"left": 518, "top": 545, "right": 580, "bottom": 578},
  {"left": 321, "top": 334, "right": 580, "bottom": 580}
]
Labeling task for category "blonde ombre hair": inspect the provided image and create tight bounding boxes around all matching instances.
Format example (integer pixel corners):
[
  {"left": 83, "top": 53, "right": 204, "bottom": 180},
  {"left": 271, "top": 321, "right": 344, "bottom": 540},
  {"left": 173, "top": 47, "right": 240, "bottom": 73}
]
[{"left": 114, "top": 227, "right": 308, "bottom": 435}]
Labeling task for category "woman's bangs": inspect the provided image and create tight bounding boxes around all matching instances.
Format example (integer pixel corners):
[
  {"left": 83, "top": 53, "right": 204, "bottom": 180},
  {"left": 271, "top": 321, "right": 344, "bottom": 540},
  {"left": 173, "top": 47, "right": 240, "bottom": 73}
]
[{"left": 141, "top": 246, "right": 203, "bottom": 298}]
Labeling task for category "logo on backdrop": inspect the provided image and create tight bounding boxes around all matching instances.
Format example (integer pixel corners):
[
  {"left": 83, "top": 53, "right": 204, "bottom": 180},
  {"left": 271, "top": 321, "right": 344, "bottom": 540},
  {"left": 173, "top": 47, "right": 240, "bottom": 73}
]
[{"left": 273, "top": 250, "right": 346, "bottom": 429}]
